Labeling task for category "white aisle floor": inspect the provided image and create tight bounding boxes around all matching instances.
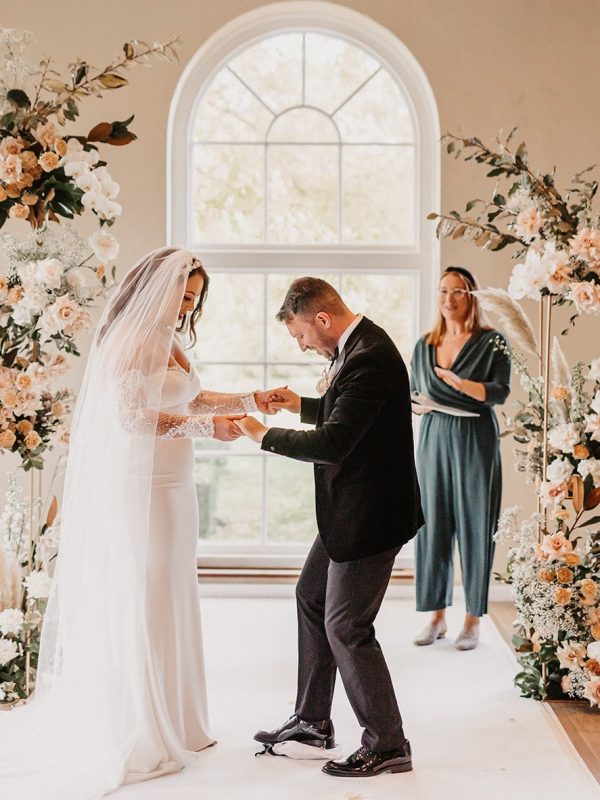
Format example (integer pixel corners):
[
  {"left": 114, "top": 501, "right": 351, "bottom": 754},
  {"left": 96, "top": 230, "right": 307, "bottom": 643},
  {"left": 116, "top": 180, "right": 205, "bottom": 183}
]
[{"left": 115, "top": 597, "right": 599, "bottom": 800}]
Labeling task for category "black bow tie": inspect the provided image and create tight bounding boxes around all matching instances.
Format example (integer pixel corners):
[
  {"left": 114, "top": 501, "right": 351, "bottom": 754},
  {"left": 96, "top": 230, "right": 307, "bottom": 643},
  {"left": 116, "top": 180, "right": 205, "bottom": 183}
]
[{"left": 328, "top": 347, "right": 339, "bottom": 367}]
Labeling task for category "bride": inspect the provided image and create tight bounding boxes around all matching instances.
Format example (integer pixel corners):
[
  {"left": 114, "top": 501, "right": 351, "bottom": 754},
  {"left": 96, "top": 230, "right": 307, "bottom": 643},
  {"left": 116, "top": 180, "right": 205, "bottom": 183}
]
[{"left": 0, "top": 247, "right": 281, "bottom": 799}]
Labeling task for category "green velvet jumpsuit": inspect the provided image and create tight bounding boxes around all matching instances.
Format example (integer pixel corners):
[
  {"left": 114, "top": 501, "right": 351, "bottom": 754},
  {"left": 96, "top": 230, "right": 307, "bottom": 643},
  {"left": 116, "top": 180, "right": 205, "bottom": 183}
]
[{"left": 410, "top": 329, "right": 511, "bottom": 617}]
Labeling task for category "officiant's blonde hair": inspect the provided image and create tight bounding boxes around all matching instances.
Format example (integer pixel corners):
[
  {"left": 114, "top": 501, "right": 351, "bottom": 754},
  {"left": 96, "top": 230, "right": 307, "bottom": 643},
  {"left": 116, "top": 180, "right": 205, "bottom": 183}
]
[{"left": 426, "top": 266, "right": 489, "bottom": 346}]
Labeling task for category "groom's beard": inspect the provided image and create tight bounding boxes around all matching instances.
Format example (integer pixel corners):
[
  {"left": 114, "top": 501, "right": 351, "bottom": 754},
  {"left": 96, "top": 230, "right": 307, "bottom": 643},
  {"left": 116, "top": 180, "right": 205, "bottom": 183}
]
[{"left": 309, "top": 332, "right": 337, "bottom": 359}]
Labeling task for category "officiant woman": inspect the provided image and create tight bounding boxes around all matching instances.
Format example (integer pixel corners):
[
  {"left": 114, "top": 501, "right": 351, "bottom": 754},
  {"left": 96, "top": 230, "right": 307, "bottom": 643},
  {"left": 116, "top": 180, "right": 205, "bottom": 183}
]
[{"left": 410, "top": 267, "right": 510, "bottom": 650}]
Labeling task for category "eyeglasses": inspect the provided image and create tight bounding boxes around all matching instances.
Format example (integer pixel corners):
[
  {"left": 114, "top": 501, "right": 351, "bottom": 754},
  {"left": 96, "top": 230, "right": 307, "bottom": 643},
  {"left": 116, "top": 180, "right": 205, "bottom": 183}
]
[{"left": 438, "top": 288, "right": 470, "bottom": 300}]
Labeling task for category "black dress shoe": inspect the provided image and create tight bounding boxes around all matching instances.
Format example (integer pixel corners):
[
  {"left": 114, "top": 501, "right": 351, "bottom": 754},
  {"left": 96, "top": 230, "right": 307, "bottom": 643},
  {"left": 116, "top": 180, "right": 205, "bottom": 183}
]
[
  {"left": 254, "top": 714, "right": 336, "bottom": 749},
  {"left": 322, "top": 742, "right": 412, "bottom": 777}
]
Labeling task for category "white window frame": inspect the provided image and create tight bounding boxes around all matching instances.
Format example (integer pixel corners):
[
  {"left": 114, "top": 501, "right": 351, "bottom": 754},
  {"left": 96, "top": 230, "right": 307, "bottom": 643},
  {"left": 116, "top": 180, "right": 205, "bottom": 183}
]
[{"left": 167, "top": 1, "right": 440, "bottom": 569}]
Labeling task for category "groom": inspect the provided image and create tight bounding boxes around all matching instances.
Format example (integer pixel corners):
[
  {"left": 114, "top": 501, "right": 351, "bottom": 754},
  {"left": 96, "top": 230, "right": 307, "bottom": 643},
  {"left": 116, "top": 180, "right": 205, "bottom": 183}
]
[{"left": 237, "top": 278, "right": 423, "bottom": 778}]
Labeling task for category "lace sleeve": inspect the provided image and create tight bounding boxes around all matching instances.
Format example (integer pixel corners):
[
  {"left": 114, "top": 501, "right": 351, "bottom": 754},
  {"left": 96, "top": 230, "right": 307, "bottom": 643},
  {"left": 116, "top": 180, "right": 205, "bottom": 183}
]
[
  {"left": 189, "top": 390, "right": 257, "bottom": 415},
  {"left": 117, "top": 371, "right": 215, "bottom": 439}
]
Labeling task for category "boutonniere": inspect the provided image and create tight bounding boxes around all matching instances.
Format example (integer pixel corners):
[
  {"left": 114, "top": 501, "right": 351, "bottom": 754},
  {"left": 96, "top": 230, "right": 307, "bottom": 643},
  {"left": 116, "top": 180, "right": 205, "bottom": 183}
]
[{"left": 316, "top": 366, "right": 334, "bottom": 397}]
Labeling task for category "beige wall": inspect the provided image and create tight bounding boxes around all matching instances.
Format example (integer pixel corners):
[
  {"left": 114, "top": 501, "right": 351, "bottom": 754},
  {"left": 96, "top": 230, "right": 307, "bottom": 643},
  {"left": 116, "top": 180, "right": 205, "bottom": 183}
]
[{"left": 2, "top": 0, "right": 599, "bottom": 571}]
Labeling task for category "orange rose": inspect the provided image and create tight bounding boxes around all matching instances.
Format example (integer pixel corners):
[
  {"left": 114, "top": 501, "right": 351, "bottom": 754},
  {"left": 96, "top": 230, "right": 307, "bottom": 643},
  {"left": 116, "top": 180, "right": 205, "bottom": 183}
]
[
  {"left": 51, "top": 401, "right": 64, "bottom": 417},
  {"left": 19, "top": 151, "right": 38, "bottom": 171},
  {"left": 553, "top": 385, "right": 569, "bottom": 401},
  {"left": 8, "top": 203, "right": 29, "bottom": 220},
  {"left": 573, "top": 444, "right": 590, "bottom": 460},
  {"left": 0, "top": 429, "right": 16, "bottom": 449},
  {"left": 21, "top": 192, "right": 37, "bottom": 206},
  {"left": 16, "top": 420, "right": 33, "bottom": 435},
  {"left": 580, "top": 580, "right": 598, "bottom": 601},
  {"left": 565, "top": 553, "right": 581, "bottom": 566},
  {"left": 24, "top": 431, "right": 42, "bottom": 450},
  {"left": 555, "top": 587, "right": 572, "bottom": 605},
  {"left": 39, "top": 152, "right": 59, "bottom": 172},
  {"left": 7, "top": 286, "right": 24, "bottom": 304},
  {"left": 538, "top": 568, "right": 555, "bottom": 583},
  {"left": 54, "top": 138, "right": 67, "bottom": 156},
  {"left": 0, "top": 186, "right": 7, "bottom": 202},
  {"left": 587, "top": 659, "right": 600, "bottom": 676},
  {"left": 556, "top": 567, "right": 574, "bottom": 584}
]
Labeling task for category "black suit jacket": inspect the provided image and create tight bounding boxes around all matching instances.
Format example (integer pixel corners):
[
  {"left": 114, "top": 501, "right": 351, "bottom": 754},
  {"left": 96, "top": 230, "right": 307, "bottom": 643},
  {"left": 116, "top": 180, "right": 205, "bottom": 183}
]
[{"left": 261, "top": 317, "right": 424, "bottom": 562}]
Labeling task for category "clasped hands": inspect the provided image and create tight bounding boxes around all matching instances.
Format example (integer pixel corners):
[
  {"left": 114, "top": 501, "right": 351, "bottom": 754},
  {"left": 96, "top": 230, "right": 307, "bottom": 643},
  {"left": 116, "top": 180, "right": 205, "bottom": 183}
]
[{"left": 213, "top": 387, "right": 301, "bottom": 442}]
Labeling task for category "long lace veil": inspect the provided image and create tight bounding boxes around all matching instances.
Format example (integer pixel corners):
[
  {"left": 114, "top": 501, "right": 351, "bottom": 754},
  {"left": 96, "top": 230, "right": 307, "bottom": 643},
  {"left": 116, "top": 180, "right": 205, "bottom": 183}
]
[{"left": 0, "top": 246, "right": 197, "bottom": 799}]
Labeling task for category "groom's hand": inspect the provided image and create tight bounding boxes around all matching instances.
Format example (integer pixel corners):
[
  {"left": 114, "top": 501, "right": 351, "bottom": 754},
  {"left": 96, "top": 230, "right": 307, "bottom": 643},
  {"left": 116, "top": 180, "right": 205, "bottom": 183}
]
[
  {"left": 234, "top": 416, "right": 268, "bottom": 443},
  {"left": 267, "top": 387, "right": 301, "bottom": 414},
  {"left": 213, "top": 415, "right": 246, "bottom": 441},
  {"left": 254, "top": 387, "right": 288, "bottom": 415}
]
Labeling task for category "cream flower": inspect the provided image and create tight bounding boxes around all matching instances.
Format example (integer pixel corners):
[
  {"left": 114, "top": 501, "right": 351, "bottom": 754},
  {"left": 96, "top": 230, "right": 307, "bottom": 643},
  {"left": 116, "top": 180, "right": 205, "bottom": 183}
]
[
  {"left": 540, "top": 531, "right": 573, "bottom": 562},
  {"left": 588, "top": 641, "right": 600, "bottom": 660},
  {"left": 15, "top": 390, "right": 43, "bottom": 416},
  {"left": 0, "top": 153, "right": 23, "bottom": 183},
  {"left": 570, "top": 227, "right": 600, "bottom": 268},
  {"left": 88, "top": 228, "right": 119, "bottom": 263},
  {"left": 538, "top": 480, "right": 568, "bottom": 507},
  {"left": 515, "top": 206, "right": 543, "bottom": 242},
  {"left": 585, "top": 415, "right": 600, "bottom": 443},
  {"left": 568, "top": 281, "right": 600, "bottom": 314},
  {"left": 577, "top": 457, "right": 600, "bottom": 487},
  {"left": 0, "top": 638, "right": 19, "bottom": 666},
  {"left": 8, "top": 203, "right": 29, "bottom": 220},
  {"left": 34, "top": 121, "right": 57, "bottom": 150},
  {"left": 584, "top": 677, "right": 600, "bottom": 707},
  {"left": 556, "top": 641, "right": 586, "bottom": 669},
  {"left": 0, "top": 136, "right": 24, "bottom": 158},
  {"left": 39, "top": 152, "right": 59, "bottom": 172},
  {"left": 24, "top": 430, "right": 42, "bottom": 450},
  {"left": 15, "top": 373, "right": 32, "bottom": 391},
  {"left": 35, "top": 257, "right": 64, "bottom": 290},
  {"left": 548, "top": 422, "right": 581, "bottom": 454},
  {"left": 0, "top": 608, "right": 24, "bottom": 636},
  {"left": 546, "top": 458, "right": 574, "bottom": 483},
  {"left": 23, "top": 570, "right": 52, "bottom": 600}
]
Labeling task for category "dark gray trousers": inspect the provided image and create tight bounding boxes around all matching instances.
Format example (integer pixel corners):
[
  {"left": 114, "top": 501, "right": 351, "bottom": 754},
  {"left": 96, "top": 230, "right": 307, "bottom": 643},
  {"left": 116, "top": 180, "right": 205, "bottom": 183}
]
[{"left": 294, "top": 535, "right": 406, "bottom": 751}]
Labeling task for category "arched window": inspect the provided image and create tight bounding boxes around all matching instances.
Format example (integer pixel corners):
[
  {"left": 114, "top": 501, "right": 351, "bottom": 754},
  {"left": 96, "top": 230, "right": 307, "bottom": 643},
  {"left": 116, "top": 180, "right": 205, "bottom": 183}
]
[{"left": 168, "top": 3, "right": 440, "bottom": 567}]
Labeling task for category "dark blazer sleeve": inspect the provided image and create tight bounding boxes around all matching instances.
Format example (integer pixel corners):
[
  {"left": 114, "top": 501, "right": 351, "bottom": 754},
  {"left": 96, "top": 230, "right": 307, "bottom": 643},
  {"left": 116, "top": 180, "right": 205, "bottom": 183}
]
[
  {"left": 261, "top": 352, "right": 388, "bottom": 465},
  {"left": 300, "top": 397, "right": 320, "bottom": 425}
]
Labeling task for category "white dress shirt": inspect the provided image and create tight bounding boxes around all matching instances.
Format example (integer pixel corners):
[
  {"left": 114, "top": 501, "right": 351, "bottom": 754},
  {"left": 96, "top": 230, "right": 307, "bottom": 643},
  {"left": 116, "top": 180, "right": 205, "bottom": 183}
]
[{"left": 330, "top": 314, "right": 363, "bottom": 376}]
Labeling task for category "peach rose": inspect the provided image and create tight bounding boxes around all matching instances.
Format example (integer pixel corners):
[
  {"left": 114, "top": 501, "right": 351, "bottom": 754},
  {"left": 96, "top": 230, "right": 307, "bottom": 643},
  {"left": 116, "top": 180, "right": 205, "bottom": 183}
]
[
  {"left": 7, "top": 286, "right": 24, "bottom": 305},
  {"left": 1, "top": 390, "right": 19, "bottom": 408},
  {"left": 21, "top": 192, "right": 37, "bottom": 206},
  {"left": 564, "top": 552, "right": 581, "bottom": 566},
  {"left": 34, "top": 121, "right": 56, "bottom": 150},
  {"left": 15, "top": 373, "right": 32, "bottom": 391},
  {"left": 8, "top": 203, "right": 29, "bottom": 220},
  {"left": 51, "top": 401, "right": 64, "bottom": 417},
  {"left": 0, "top": 186, "right": 7, "bottom": 202},
  {"left": 574, "top": 444, "right": 590, "bottom": 460},
  {"left": 553, "top": 385, "right": 569, "bottom": 401},
  {"left": 0, "top": 136, "right": 24, "bottom": 158},
  {"left": 555, "top": 587, "right": 572, "bottom": 605},
  {"left": 580, "top": 579, "right": 598, "bottom": 601},
  {"left": 16, "top": 420, "right": 33, "bottom": 435},
  {"left": 570, "top": 227, "right": 600, "bottom": 266},
  {"left": 0, "top": 429, "right": 16, "bottom": 449},
  {"left": 587, "top": 659, "right": 600, "bottom": 676},
  {"left": 568, "top": 282, "right": 600, "bottom": 314},
  {"left": 556, "top": 567, "right": 574, "bottom": 584},
  {"left": 24, "top": 431, "right": 42, "bottom": 450},
  {"left": 19, "top": 151, "right": 38, "bottom": 172},
  {"left": 54, "top": 138, "right": 67, "bottom": 156},
  {"left": 39, "top": 152, "right": 59, "bottom": 172},
  {"left": 538, "top": 568, "right": 555, "bottom": 583},
  {"left": 540, "top": 532, "right": 574, "bottom": 562}
]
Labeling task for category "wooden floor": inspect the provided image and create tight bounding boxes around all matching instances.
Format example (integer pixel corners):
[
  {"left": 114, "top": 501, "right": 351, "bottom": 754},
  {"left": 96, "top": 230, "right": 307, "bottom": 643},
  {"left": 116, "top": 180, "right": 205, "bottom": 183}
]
[{"left": 489, "top": 601, "right": 600, "bottom": 785}]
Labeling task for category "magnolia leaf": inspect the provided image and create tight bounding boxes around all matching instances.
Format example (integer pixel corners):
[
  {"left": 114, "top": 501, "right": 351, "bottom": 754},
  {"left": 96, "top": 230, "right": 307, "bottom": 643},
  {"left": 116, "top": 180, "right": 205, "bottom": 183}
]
[
  {"left": 46, "top": 496, "right": 58, "bottom": 527},
  {"left": 584, "top": 488, "right": 600, "bottom": 511},
  {"left": 105, "top": 132, "right": 137, "bottom": 146},
  {"left": 570, "top": 475, "right": 584, "bottom": 513},
  {"left": 87, "top": 122, "right": 113, "bottom": 142},
  {"left": 579, "top": 515, "right": 600, "bottom": 529},
  {"left": 6, "top": 89, "right": 31, "bottom": 108},
  {"left": 98, "top": 73, "right": 128, "bottom": 89}
]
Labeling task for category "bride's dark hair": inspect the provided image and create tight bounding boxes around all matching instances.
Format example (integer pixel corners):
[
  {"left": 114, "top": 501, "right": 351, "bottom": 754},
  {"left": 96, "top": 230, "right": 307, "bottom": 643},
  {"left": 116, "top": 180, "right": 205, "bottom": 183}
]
[
  {"left": 98, "top": 248, "right": 209, "bottom": 345},
  {"left": 177, "top": 259, "right": 209, "bottom": 347}
]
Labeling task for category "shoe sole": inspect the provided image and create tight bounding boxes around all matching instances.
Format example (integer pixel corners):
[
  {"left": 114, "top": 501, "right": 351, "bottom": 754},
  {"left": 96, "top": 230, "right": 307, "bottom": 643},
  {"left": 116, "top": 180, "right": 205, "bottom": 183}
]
[
  {"left": 322, "top": 759, "right": 413, "bottom": 777},
  {"left": 253, "top": 735, "right": 336, "bottom": 749}
]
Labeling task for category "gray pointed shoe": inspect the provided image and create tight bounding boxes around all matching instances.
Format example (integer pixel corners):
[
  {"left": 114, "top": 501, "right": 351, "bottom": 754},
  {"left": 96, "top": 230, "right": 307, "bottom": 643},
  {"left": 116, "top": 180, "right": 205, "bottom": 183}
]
[
  {"left": 455, "top": 626, "right": 479, "bottom": 650},
  {"left": 413, "top": 620, "right": 447, "bottom": 646}
]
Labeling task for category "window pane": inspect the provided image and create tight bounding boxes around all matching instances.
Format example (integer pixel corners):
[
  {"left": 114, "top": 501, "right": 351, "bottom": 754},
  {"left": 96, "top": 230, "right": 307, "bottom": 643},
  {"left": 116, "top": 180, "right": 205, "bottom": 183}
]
[
  {"left": 340, "top": 274, "right": 416, "bottom": 361},
  {"left": 192, "top": 273, "right": 264, "bottom": 363},
  {"left": 192, "top": 145, "right": 264, "bottom": 243},
  {"left": 195, "top": 455, "right": 262, "bottom": 543},
  {"left": 343, "top": 146, "right": 415, "bottom": 244},
  {"left": 334, "top": 70, "right": 414, "bottom": 144},
  {"left": 268, "top": 108, "right": 338, "bottom": 143},
  {"left": 192, "top": 68, "right": 273, "bottom": 142},
  {"left": 266, "top": 273, "right": 339, "bottom": 362},
  {"left": 268, "top": 145, "right": 338, "bottom": 244},
  {"left": 228, "top": 33, "right": 303, "bottom": 114},
  {"left": 266, "top": 456, "right": 317, "bottom": 544},
  {"left": 304, "top": 33, "right": 380, "bottom": 114}
]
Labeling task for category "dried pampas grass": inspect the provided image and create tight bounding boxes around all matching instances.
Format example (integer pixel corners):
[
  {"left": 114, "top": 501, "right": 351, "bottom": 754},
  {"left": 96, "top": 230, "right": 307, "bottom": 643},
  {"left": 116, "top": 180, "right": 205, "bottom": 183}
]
[{"left": 473, "top": 288, "right": 539, "bottom": 358}]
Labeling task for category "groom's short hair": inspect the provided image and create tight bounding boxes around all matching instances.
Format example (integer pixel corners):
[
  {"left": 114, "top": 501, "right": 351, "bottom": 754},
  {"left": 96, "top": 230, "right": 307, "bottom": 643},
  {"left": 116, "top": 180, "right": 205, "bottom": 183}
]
[{"left": 276, "top": 277, "right": 345, "bottom": 322}]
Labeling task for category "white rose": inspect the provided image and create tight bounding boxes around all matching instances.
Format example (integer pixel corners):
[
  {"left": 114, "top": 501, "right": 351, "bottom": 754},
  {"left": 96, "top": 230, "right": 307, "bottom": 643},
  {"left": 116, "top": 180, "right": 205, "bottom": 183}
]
[
  {"left": 36, "top": 258, "right": 64, "bottom": 290},
  {"left": 88, "top": 229, "right": 119, "bottom": 263},
  {"left": 577, "top": 458, "right": 600, "bottom": 487},
  {"left": 0, "top": 608, "right": 24, "bottom": 636},
  {"left": 548, "top": 422, "right": 581, "bottom": 454},
  {"left": 546, "top": 458, "right": 574, "bottom": 483},
  {"left": 0, "top": 638, "right": 19, "bottom": 666},
  {"left": 23, "top": 570, "right": 52, "bottom": 600},
  {"left": 11, "top": 301, "right": 33, "bottom": 327}
]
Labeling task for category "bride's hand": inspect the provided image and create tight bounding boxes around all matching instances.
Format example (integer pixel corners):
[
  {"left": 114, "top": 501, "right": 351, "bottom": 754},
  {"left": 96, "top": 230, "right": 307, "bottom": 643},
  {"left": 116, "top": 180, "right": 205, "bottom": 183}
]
[
  {"left": 254, "top": 386, "right": 288, "bottom": 415},
  {"left": 213, "top": 415, "right": 246, "bottom": 441},
  {"left": 234, "top": 416, "right": 268, "bottom": 443}
]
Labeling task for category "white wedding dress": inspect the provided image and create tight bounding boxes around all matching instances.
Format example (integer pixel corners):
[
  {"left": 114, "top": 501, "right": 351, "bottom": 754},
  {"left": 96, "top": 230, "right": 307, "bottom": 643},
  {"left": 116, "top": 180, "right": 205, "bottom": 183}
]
[{"left": 125, "top": 357, "right": 256, "bottom": 782}]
